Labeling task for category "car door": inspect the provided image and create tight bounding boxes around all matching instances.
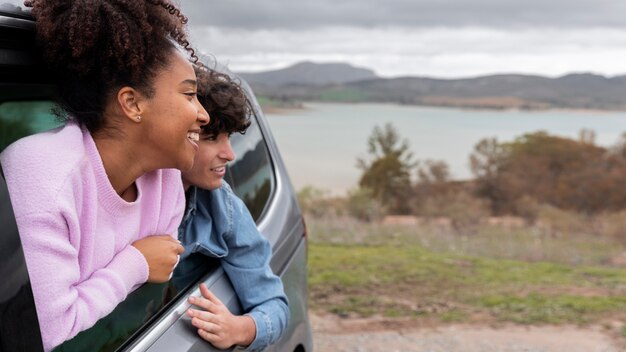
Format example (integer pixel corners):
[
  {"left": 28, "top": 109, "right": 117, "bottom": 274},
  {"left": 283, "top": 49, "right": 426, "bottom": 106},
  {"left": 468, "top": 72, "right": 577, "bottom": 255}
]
[{"left": 0, "top": 171, "right": 44, "bottom": 352}]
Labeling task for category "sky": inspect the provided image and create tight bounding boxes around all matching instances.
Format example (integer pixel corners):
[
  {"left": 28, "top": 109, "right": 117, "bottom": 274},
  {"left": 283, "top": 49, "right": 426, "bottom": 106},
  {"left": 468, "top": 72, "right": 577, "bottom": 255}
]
[{"left": 179, "top": 0, "right": 626, "bottom": 78}]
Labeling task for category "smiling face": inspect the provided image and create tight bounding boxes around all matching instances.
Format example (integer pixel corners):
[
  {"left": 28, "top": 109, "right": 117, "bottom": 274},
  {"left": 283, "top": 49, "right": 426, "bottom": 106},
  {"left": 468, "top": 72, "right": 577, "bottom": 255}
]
[
  {"left": 181, "top": 131, "right": 235, "bottom": 191},
  {"left": 138, "top": 49, "right": 209, "bottom": 171}
]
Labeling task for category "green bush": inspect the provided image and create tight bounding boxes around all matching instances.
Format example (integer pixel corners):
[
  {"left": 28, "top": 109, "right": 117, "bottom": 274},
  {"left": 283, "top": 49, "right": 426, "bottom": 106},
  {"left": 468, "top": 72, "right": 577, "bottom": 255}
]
[
  {"left": 297, "top": 186, "right": 332, "bottom": 218},
  {"left": 345, "top": 187, "right": 384, "bottom": 222}
]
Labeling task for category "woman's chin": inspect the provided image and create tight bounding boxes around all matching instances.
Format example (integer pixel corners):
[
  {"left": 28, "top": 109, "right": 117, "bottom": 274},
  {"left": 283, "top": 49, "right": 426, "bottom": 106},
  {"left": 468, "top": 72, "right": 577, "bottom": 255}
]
[
  {"left": 176, "top": 155, "right": 196, "bottom": 172},
  {"left": 178, "top": 146, "right": 199, "bottom": 171}
]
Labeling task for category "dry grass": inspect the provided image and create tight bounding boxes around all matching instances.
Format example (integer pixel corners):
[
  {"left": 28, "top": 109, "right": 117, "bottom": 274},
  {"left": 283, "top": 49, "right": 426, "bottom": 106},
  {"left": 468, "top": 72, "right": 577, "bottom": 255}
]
[{"left": 307, "top": 213, "right": 626, "bottom": 331}]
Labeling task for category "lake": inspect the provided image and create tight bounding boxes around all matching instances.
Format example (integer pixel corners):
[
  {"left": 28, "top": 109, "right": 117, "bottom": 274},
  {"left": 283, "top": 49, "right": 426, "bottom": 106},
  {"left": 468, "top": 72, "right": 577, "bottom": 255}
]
[{"left": 265, "top": 102, "right": 626, "bottom": 195}]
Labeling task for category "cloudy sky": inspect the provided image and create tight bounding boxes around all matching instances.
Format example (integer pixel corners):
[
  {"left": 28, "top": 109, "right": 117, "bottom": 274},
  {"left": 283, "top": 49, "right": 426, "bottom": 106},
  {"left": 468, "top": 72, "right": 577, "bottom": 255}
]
[{"left": 179, "top": 0, "right": 626, "bottom": 78}]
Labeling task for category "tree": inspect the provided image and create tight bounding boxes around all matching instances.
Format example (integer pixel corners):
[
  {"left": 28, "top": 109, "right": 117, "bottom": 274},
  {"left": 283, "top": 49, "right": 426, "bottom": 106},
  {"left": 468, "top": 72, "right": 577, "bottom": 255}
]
[
  {"left": 412, "top": 159, "right": 454, "bottom": 213},
  {"left": 469, "top": 137, "right": 509, "bottom": 214},
  {"left": 469, "top": 131, "right": 626, "bottom": 214},
  {"left": 357, "top": 123, "right": 415, "bottom": 214},
  {"left": 469, "top": 137, "right": 503, "bottom": 180},
  {"left": 612, "top": 131, "right": 626, "bottom": 159},
  {"left": 417, "top": 159, "right": 450, "bottom": 184}
]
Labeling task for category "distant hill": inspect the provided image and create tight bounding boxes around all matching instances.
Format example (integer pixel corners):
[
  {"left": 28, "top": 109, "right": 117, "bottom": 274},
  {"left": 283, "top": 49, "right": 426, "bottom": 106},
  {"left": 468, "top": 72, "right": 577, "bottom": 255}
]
[
  {"left": 240, "top": 62, "right": 626, "bottom": 110},
  {"left": 239, "top": 61, "right": 378, "bottom": 86}
]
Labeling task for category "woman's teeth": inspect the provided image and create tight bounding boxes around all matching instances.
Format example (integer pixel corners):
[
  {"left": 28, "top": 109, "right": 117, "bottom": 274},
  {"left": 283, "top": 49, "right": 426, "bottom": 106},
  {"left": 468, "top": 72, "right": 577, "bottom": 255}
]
[{"left": 187, "top": 132, "right": 199, "bottom": 142}]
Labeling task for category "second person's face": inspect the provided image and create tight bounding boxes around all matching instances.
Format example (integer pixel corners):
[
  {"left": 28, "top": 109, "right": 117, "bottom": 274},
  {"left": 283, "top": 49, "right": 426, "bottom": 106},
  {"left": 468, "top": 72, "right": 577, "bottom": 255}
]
[{"left": 181, "top": 131, "right": 235, "bottom": 191}]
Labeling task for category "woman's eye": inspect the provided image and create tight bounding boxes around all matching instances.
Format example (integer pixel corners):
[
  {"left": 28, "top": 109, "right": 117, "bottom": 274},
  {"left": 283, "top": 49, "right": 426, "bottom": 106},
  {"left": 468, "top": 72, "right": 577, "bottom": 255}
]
[{"left": 184, "top": 92, "right": 197, "bottom": 98}]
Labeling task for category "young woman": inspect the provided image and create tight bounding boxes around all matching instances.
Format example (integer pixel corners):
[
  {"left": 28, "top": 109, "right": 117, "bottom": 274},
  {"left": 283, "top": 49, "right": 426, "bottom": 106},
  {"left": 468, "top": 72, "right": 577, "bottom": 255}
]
[
  {"left": 0, "top": 1, "right": 208, "bottom": 350},
  {"left": 175, "top": 68, "right": 289, "bottom": 351}
]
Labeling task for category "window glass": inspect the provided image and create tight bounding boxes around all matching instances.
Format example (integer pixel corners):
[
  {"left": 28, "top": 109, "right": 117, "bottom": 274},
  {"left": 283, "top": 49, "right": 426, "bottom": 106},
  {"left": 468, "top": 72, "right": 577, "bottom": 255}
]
[
  {"left": 0, "top": 100, "right": 61, "bottom": 151},
  {"left": 52, "top": 254, "right": 216, "bottom": 352},
  {"left": 53, "top": 282, "right": 172, "bottom": 352},
  {"left": 224, "top": 109, "right": 275, "bottom": 221}
]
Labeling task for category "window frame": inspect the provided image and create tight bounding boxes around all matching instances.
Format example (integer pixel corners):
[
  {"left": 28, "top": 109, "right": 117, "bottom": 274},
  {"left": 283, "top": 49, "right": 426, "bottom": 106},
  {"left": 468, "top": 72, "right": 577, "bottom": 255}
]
[{"left": 224, "top": 98, "right": 277, "bottom": 222}]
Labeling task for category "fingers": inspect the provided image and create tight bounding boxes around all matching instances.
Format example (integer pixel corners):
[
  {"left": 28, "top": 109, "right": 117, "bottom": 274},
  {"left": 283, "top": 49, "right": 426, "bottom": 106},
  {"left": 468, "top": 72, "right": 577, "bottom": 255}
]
[
  {"left": 188, "top": 308, "right": 216, "bottom": 322},
  {"left": 163, "top": 236, "right": 185, "bottom": 254},
  {"left": 165, "top": 237, "right": 183, "bottom": 270},
  {"left": 197, "top": 328, "right": 220, "bottom": 344},
  {"left": 167, "top": 254, "right": 181, "bottom": 280},
  {"left": 188, "top": 294, "right": 215, "bottom": 312},
  {"left": 153, "top": 235, "right": 184, "bottom": 253},
  {"left": 134, "top": 234, "right": 185, "bottom": 283},
  {"left": 186, "top": 290, "right": 238, "bottom": 349},
  {"left": 191, "top": 316, "right": 220, "bottom": 334},
  {"left": 187, "top": 286, "right": 226, "bottom": 317},
  {"left": 199, "top": 284, "right": 223, "bottom": 305},
  {"left": 169, "top": 238, "right": 185, "bottom": 255}
]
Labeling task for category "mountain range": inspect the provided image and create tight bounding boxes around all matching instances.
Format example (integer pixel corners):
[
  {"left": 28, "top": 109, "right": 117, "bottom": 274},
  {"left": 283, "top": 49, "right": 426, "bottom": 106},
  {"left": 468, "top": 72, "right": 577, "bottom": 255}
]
[{"left": 238, "top": 62, "right": 626, "bottom": 110}]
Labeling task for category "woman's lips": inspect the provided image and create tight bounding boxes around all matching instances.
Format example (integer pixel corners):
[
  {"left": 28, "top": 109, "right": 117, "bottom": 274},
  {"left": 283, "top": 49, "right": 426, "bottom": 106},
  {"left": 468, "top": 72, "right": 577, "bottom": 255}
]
[
  {"left": 187, "top": 131, "right": 199, "bottom": 142},
  {"left": 186, "top": 131, "right": 200, "bottom": 151}
]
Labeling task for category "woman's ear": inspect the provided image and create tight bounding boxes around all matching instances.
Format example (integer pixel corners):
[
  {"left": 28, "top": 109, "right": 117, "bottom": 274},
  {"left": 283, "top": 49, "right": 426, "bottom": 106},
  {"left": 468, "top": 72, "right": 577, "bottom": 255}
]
[{"left": 117, "top": 87, "right": 144, "bottom": 123}]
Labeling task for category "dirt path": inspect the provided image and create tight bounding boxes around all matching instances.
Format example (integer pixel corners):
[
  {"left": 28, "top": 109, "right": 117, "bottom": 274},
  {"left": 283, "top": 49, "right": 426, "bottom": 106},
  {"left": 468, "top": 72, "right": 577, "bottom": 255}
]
[{"left": 311, "top": 312, "right": 625, "bottom": 352}]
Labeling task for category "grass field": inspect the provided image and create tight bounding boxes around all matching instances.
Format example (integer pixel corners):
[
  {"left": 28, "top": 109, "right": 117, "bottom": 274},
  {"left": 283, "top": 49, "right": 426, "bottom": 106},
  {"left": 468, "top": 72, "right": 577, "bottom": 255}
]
[{"left": 307, "top": 216, "right": 626, "bottom": 332}]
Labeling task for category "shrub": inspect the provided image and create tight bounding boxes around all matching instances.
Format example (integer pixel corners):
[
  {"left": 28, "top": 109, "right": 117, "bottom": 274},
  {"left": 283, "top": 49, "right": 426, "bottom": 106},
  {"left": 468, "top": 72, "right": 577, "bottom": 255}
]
[
  {"left": 535, "top": 204, "right": 590, "bottom": 237},
  {"left": 514, "top": 195, "right": 541, "bottom": 225},
  {"left": 594, "top": 210, "right": 626, "bottom": 241},
  {"left": 346, "top": 187, "right": 385, "bottom": 222},
  {"left": 417, "top": 191, "right": 490, "bottom": 235},
  {"left": 297, "top": 185, "right": 345, "bottom": 218}
]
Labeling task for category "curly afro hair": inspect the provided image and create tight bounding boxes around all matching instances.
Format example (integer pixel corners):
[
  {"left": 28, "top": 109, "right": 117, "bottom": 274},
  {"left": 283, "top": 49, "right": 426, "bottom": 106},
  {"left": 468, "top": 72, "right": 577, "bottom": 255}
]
[
  {"left": 195, "top": 66, "right": 251, "bottom": 136},
  {"left": 25, "top": 0, "right": 197, "bottom": 132}
]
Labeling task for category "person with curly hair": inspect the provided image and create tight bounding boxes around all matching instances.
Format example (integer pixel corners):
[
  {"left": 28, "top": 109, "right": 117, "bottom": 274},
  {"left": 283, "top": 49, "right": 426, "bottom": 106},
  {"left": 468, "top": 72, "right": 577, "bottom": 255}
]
[
  {"left": 0, "top": 1, "right": 208, "bottom": 350},
  {"left": 174, "top": 67, "right": 289, "bottom": 351}
]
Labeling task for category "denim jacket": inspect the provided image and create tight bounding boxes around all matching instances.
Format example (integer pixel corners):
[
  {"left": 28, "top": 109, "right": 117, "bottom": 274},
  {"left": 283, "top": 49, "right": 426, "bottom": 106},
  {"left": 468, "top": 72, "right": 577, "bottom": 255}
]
[{"left": 174, "top": 183, "right": 289, "bottom": 351}]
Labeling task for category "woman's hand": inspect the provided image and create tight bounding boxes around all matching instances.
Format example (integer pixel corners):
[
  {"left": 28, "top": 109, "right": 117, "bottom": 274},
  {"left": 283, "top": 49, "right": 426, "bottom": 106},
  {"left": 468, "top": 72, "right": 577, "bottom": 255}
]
[
  {"left": 187, "top": 283, "right": 256, "bottom": 349},
  {"left": 132, "top": 235, "right": 184, "bottom": 282}
]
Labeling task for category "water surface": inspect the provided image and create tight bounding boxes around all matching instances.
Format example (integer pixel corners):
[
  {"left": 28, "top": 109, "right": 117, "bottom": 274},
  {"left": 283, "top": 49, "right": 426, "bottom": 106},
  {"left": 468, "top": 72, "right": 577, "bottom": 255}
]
[{"left": 265, "top": 102, "right": 626, "bottom": 195}]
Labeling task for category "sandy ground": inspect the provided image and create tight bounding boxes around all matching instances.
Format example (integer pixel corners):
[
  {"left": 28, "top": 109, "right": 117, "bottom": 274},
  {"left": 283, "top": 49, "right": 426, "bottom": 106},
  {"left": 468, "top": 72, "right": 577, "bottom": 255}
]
[{"left": 311, "top": 312, "right": 625, "bottom": 352}]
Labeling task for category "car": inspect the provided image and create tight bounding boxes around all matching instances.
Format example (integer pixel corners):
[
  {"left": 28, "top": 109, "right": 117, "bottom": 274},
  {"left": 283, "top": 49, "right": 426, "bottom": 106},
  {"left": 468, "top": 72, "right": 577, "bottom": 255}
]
[{"left": 0, "top": 3, "right": 313, "bottom": 352}]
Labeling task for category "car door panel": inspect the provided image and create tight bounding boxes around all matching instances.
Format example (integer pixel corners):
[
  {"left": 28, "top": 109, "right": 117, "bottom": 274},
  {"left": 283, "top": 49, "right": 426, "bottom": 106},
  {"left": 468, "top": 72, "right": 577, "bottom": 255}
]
[
  {"left": 125, "top": 269, "right": 240, "bottom": 352},
  {"left": 0, "top": 172, "right": 44, "bottom": 352}
]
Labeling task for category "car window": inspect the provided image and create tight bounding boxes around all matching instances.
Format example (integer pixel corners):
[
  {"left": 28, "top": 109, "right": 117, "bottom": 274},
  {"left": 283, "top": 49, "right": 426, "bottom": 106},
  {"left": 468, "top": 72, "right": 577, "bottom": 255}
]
[
  {"left": 224, "top": 104, "right": 275, "bottom": 221},
  {"left": 53, "top": 282, "right": 173, "bottom": 352},
  {"left": 0, "top": 100, "right": 61, "bottom": 151},
  {"left": 0, "top": 168, "right": 44, "bottom": 351}
]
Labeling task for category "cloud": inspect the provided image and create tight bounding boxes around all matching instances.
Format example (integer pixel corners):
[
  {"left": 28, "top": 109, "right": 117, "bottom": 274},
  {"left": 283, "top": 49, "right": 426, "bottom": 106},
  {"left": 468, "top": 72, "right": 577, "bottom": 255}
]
[
  {"left": 177, "top": 0, "right": 626, "bottom": 77},
  {"left": 181, "top": 0, "right": 626, "bottom": 30},
  {"left": 189, "top": 26, "right": 626, "bottom": 78}
]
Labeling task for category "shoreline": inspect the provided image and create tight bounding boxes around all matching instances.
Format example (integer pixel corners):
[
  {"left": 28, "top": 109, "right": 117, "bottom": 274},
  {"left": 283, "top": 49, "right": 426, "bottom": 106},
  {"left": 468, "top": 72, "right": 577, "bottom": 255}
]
[{"left": 261, "top": 100, "right": 625, "bottom": 115}]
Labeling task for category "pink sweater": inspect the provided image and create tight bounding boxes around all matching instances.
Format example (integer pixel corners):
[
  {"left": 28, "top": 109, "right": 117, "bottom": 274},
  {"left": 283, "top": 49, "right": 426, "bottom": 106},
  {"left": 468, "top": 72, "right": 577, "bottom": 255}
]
[{"left": 0, "top": 123, "right": 185, "bottom": 351}]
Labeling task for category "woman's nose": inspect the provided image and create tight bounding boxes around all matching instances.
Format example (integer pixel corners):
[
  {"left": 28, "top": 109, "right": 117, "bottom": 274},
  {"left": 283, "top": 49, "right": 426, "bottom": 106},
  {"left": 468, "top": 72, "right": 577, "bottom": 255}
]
[
  {"left": 197, "top": 109, "right": 209, "bottom": 125},
  {"left": 195, "top": 99, "right": 210, "bottom": 125}
]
